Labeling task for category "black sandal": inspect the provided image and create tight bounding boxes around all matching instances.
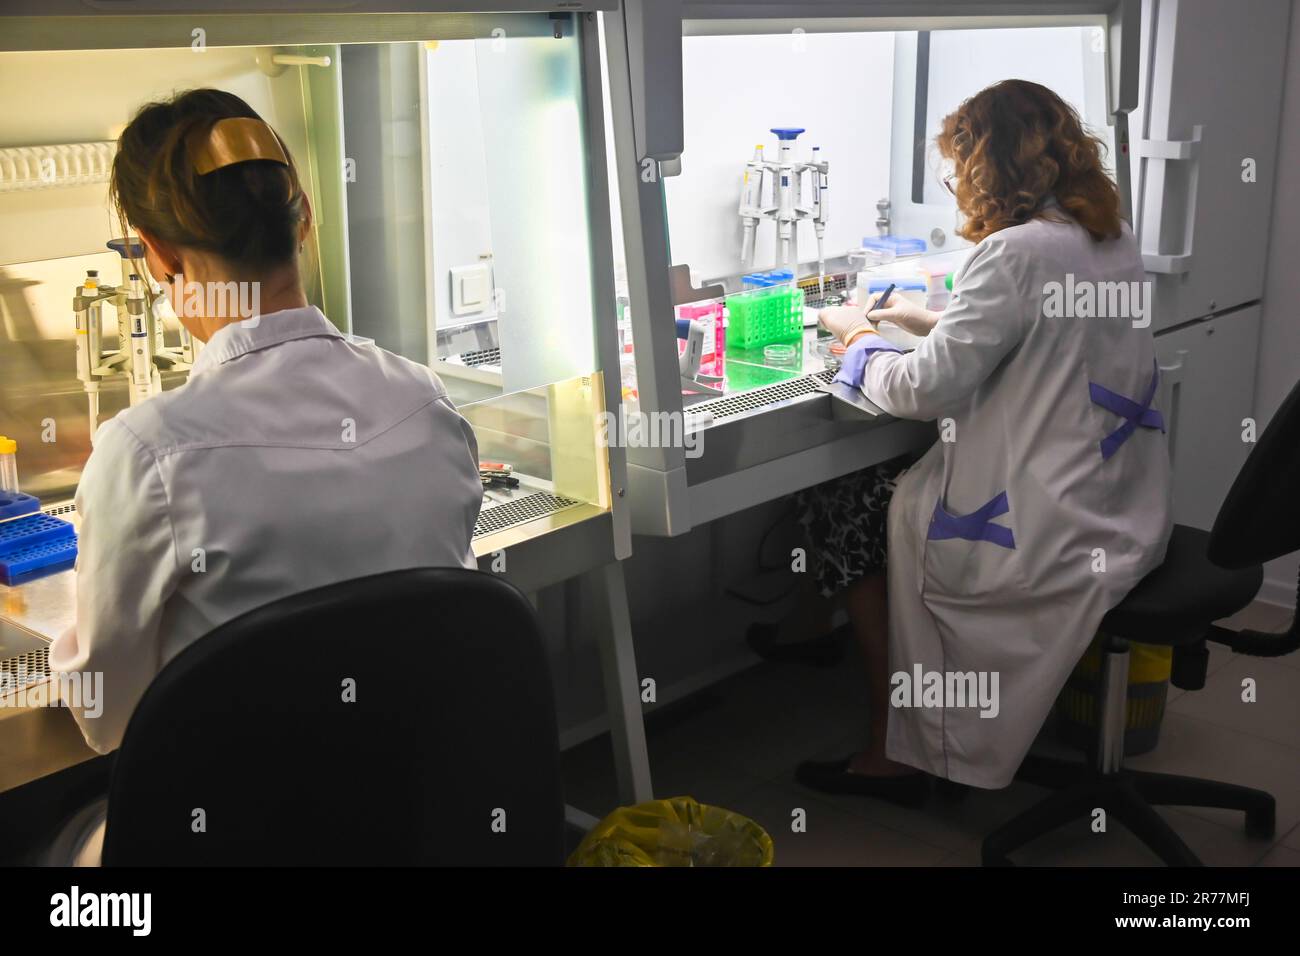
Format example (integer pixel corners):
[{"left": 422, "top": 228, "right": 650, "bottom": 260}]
[{"left": 795, "top": 758, "right": 930, "bottom": 808}]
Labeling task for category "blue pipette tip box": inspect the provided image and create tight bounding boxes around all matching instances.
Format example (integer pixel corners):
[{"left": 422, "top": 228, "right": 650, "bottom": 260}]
[{"left": 861, "top": 236, "right": 927, "bottom": 257}]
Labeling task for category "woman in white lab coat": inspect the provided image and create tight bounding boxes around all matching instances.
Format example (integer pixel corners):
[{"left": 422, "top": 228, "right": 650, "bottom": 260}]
[
  {"left": 801, "top": 79, "right": 1172, "bottom": 800},
  {"left": 50, "top": 90, "right": 484, "bottom": 760}
]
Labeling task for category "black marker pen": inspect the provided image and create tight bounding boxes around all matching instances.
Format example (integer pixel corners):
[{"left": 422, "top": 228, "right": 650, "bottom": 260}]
[{"left": 866, "top": 283, "right": 896, "bottom": 319}]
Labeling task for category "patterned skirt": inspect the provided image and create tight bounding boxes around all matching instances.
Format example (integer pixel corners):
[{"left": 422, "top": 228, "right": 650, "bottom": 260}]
[{"left": 796, "top": 453, "right": 918, "bottom": 597}]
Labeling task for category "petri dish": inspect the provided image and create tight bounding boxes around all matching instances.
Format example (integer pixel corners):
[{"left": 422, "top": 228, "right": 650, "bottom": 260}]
[{"left": 763, "top": 343, "right": 798, "bottom": 366}]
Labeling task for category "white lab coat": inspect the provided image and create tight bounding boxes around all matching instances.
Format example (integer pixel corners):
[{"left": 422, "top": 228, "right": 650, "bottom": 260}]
[
  {"left": 837, "top": 210, "right": 1172, "bottom": 788},
  {"left": 49, "top": 306, "right": 484, "bottom": 754}
]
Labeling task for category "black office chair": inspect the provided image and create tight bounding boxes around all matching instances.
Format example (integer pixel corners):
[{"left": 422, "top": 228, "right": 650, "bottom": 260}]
[
  {"left": 983, "top": 377, "right": 1300, "bottom": 866},
  {"left": 96, "top": 567, "right": 566, "bottom": 866}
]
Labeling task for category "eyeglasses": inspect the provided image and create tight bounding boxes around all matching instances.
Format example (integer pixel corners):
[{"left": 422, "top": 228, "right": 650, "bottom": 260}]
[{"left": 942, "top": 173, "right": 957, "bottom": 196}]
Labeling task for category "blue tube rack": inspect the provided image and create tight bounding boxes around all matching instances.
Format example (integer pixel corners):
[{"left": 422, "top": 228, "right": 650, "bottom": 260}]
[
  {"left": 0, "top": 490, "right": 40, "bottom": 522},
  {"left": 0, "top": 494, "right": 77, "bottom": 586}
]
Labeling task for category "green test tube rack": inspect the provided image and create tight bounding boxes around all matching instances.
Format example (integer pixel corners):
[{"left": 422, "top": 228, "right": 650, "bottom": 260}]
[{"left": 724, "top": 285, "right": 805, "bottom": 351}]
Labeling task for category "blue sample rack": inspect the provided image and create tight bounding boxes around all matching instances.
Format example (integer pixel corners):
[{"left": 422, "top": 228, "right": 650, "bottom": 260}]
[{"left": 0, "top": 493, "right": 77, "bottom": 586}]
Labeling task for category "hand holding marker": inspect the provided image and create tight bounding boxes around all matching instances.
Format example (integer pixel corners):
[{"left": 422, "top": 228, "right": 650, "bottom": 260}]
[
  {"left": 839, "top": 283, "right": 891, "bottom": 347},
  {"left": 817, "top": 287, "right": 889, "bottom": 347},
  {"left": 866, "top": 283, "right": 895, "bottom": 321},
  {"left": 864, "top": 281, "right": 942, "bottom": 337}
]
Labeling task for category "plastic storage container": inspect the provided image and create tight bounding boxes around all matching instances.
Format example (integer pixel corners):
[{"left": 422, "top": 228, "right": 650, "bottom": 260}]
[
  {"left": 677, "top": 301, "right": 726, "bottom": 377},
  {"left": 860, "top": 235, "right": 927, "bottom": 260},
  {"left": 814, "top": 293, "right": 842, "bottom": 358},
  {"left": 725, "top": 284, "right": 804, "bottom": 351},
  {"left": 924, "top": 271, "right": 955, "bottom": 310},
  {"left": 742, "top": 269, "right": 794, "bottom": 289},
  {"left": 861, "top": 277, "right": 928, "bottom": 309}
]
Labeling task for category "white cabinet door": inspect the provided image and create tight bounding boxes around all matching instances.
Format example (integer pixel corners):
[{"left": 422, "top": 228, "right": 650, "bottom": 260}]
[
  {"left": 1155, "top": 305, "right": 1261, "bottom": 530},
  {"left": 1132, "top": 0, "right": 1290, "bottom": 331}
]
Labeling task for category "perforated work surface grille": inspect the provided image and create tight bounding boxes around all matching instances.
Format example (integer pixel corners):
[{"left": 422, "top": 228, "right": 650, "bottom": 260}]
[
  {"left": 690, "top": 370, "right": 834, "bottom": 421},
  {"left": 474, "top": 493, "right": 582, "bottom": 539},
  {"left": 459, "top": 347, "right": 501, "bottom": 368},
  {"left": 0, "top": 646, "right": 50, "bottom": 689}
]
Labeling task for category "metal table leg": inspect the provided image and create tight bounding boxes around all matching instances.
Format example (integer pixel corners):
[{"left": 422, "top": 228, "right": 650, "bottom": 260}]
[{"left": 591, "top": 560, "right": 653, "bottom": 805}]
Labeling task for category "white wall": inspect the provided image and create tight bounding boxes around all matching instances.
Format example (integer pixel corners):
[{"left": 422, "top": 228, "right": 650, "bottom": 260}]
[
  {"left": 889, "top": 25, "right": 1110, "bottom": 250},
  {"left": 1253, "top": 1, "right": 1300, "bottom": 608},
  {"left": 664, "top": 31, "right": 896, "bottom": 281},
  {"left": 919, "top": 26, "right": 1104, "bottom": 205}
]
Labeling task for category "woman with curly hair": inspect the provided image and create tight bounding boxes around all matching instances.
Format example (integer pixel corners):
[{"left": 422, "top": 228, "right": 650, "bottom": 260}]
[{"left": 794, "top": 79, "right": 1172, "bottom": 802}]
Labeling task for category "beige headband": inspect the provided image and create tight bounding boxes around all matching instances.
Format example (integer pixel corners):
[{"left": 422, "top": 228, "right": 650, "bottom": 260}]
[{"left": 190, "top": 117, "right": 289, "bottom": 175}]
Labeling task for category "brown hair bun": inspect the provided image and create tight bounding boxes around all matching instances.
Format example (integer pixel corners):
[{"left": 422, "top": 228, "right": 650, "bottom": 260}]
[{"left": 110, "top": 88, "right": 309, "bottom": 273}]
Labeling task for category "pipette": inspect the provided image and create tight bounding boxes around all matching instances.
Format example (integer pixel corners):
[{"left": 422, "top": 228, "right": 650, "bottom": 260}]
[
  {"left": 738, "top": 145, "right": 765, "bottom": 270},
  {"left": 812, "top": 146, "right": 828, "bottom": 296},
  {"left": 735, "top": 129, "right": 829, "bottom": 280},
  {"left": 71, "top": 238, "right": 198, "bottom": 441}
]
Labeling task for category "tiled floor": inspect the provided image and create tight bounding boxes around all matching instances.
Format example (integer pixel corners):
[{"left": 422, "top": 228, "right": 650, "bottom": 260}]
[{"left": 561, "top": 600, "right": 1299, "bottom": 866}]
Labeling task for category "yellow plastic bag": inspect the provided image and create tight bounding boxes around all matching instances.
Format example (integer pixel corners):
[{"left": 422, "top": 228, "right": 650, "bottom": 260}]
[
  {"left": 567, "top": 796, "right": 774, "bottom": 867},
  {"left": 1074, "top": 637, "right": 1173, "bottom": 683},
  {"left": 1055, "top": 636, "right": 1174, "bottom": 755}
]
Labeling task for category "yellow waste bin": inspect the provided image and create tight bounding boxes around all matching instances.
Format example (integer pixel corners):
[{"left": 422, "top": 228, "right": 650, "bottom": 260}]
[
  {"left": 567, "top": 796, "right": 774, "bottom": 867},
  {"left": 1055, "top": 636, "right": 1173, "bottom": 756}
]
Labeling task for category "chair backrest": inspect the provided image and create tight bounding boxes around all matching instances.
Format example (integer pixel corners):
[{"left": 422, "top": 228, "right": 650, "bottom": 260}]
[
  {"left": 101, "top": 567, "right": 566, "bottom": 866},
  {"left": 1209, "top": 375, "right": 1300, "bottom": 570}
]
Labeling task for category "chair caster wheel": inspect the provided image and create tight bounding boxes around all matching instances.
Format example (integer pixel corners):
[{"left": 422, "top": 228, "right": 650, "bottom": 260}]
[{"left": 1245, "top": 804, "right": 1275, "bottom": 839}]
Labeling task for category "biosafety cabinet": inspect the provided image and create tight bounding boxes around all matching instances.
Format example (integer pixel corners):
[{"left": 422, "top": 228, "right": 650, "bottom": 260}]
[
  {"left": 608, "top": 0, "right": 1289, "bottom": 537},
  {"left": 0, "top": 2, "right": 653, "bottom": 805},
  {"left": 0, "top": 1, "right": 633, "bottom": 583}
]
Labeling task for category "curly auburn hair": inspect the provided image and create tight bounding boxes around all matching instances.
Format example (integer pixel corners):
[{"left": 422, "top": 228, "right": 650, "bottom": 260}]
[{"left": 936, "top": 79, "right": 1122, "bottom": 244}]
